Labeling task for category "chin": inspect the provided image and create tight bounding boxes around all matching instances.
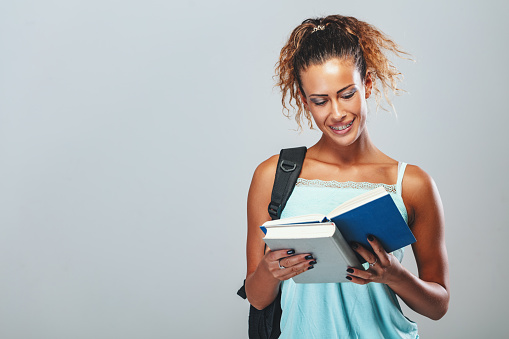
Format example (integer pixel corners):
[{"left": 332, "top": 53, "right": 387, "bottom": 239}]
[{"left": 322, "top": 124, "right": 364, "bottom": 147}]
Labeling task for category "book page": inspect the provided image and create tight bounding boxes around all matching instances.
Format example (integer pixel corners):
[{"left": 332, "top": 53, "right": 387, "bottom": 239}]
[
  {"left": 262, "top": 214, "right": 327, "bottom": 227},
  {"left": 326, "top": 186, "right": 387, "bottom": 218},
  {"left": 264, "top": 223, "right": 336, "bottom": 239}
]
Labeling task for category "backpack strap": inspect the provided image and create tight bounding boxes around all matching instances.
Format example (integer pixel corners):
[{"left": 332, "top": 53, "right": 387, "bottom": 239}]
[
  {"left": 268, "top": 147, "right": 307, "bottom": 220},
  {"left": 267, "top": 147, "right": 306, "bottom": 339}
]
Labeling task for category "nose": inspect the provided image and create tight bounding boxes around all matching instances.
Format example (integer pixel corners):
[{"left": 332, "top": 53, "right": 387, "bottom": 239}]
[{"left": 330, "top": 99, "right": 345, "bottom": 120}]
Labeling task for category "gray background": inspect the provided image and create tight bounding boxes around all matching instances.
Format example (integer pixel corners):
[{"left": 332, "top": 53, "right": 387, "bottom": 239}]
[{"left": 1, "top": 0, "right": 507, "bottom": 338}]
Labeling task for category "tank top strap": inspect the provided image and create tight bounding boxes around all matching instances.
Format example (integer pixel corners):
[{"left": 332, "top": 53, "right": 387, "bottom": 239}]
[{"left": 396, "top": 162, "right": 407, "bottom": 196}]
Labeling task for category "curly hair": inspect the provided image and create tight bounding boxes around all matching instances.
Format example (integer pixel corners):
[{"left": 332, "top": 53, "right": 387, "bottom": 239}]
[{"left": 275, "top": 15, "right": 411, "bottom": 130}]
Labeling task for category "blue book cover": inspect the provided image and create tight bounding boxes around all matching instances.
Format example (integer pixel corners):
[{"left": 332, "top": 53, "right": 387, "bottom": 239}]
[{"left": 328, "top": 194, "right": 416, "bottom": 259}]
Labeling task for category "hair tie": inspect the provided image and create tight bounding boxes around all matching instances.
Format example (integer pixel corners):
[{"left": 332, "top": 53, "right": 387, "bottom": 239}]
[{"left": 312, "top": 25, "right": 325, "bottom": 33}]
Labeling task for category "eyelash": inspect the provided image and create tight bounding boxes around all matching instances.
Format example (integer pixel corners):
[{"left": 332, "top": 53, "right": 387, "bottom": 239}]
[
  {"left": 342, "top": 91, "right": 355, "bottom": 99},
  {"left": 313, "top": 91, "right": 356, "bottom": 106}
]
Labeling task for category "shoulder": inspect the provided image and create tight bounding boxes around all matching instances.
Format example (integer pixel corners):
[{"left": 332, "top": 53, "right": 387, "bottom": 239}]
[
  {"left": 247, "top": 155, "right": 279, "bottom": 213},
  {"left": 401, "top": 164, "right": 443, "bottom": 226},
  {"left": 251, "top": 154, "right": 279, "bottom": 184},
  {"left": 402, "top": 164, "right": 438, "bottom": 197}
]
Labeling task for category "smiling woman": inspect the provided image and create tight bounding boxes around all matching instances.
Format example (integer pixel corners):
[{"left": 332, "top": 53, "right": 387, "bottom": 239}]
[
  {"left": 299, "top": 58, "right": 370, "bottom": 147},
  {"left": 242, "top": 14, "right": 450, "bottom": 339}
]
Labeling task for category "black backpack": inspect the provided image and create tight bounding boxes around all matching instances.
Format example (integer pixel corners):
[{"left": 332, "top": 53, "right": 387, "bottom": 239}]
[{"left": 237, "top": 147, "right": 307, "bottom": 339}]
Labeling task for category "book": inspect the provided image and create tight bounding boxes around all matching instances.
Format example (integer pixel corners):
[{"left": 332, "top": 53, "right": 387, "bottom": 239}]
[{"left": 261, "top": 186, "right": 416, "bottom": 283}]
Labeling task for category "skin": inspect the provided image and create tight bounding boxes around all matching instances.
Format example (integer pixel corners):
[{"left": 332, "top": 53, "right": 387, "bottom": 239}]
[{"left": 245, "top": 57, "right": 450, "bottom": 320}]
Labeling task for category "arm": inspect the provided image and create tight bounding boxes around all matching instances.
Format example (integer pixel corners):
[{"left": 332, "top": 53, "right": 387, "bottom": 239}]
[
  {"left": 244, "top": 156, "right": 315, "bottom": 310},
  {"left": 346, "top": 165, "right": 450, "bottom": 320}
]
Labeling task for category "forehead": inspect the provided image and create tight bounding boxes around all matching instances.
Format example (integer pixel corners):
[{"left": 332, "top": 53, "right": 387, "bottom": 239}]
[{"left": 300, "top": 58, "right": 363, "bottom": 94}]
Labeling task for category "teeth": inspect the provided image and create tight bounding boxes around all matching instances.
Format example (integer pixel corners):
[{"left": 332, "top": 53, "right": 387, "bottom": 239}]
[{"left": 330, "top": 120, "right": 354, "bottom": 131}]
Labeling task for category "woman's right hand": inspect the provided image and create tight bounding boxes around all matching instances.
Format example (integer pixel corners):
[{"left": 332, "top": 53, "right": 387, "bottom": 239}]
[{"left": 261, "top": 249, "right": 316, "bottom": 281}]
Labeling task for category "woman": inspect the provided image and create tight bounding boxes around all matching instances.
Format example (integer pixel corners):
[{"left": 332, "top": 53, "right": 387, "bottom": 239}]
[{"left": 244, "top": 15, "right": 449, "bottom": 338}]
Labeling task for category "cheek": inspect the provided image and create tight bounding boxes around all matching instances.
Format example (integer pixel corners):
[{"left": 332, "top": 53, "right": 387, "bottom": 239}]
[
  {"left": 309, "top": 109, "right": 328, "bottom": 126},
  {"left": 346, "top": 99, "right": 365, "bottom": 114}
]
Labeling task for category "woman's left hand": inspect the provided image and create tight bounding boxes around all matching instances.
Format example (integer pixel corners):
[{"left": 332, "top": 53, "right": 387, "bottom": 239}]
[{"left": 346, "top": 235, "right": 405, "bottom": 286}]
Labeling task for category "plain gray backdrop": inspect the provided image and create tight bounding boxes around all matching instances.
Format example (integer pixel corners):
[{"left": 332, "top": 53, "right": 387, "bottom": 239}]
[{"left": 1, "top": 0, "right": 508, "bottom": 338}]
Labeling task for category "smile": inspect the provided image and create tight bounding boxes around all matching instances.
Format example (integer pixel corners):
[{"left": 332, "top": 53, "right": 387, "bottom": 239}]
[{"left": 330, "top": 119, "right": 354, "bottom": 131}]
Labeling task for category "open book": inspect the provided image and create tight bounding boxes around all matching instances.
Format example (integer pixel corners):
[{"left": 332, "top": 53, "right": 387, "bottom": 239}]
[{"left": 261, "top": 186, "right": 416, "bottom": 283}]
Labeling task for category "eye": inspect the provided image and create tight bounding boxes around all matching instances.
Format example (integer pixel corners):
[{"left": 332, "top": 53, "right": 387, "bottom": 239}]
[
  {"left": 311, "top": 99, "right": 327, "bottom": 106},
  {"left": 341, "top": 90, "right": 356, "bottom": 99}
]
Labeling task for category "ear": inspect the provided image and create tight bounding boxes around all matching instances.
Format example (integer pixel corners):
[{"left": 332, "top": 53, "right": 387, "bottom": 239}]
[
  {"left": 364, "top": 71, "right": 373, "bottom": 99},
  {"left": 299, "top": 89, "right": 309, "bottom": 110}
]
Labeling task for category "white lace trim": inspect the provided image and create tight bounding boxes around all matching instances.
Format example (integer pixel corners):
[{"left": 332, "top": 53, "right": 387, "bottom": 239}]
[{"left": 296, "top": 178, "right": 397, "bottom": 193}]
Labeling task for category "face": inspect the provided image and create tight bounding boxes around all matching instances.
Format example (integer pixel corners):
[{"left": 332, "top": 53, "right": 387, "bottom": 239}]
[{"left": 299, "top": 58, "right": 372, "bottom": 147}]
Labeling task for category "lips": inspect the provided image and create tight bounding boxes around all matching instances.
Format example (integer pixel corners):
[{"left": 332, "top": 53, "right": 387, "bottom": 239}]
[{"left": 330, "top": 118, "right": 354, "bottom": 132}]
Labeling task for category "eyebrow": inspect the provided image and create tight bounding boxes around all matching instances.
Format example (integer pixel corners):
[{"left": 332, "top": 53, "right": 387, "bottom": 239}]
[{"left": 309, "top": 84, "right": 355, "bottom": 97}]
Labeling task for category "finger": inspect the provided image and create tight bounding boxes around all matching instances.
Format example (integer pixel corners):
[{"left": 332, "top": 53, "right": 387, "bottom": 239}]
[
  {"left": 367, "top": 234, "right": 391, "bottom": 266},
  {"left": 346, "top": 266, "right": 373, "bottom": 280},
  {"left": 267, "top": 249, "right": 297, "bottom": 261},
  {"left": 276, "top": 254, "right": 316, "bottom": 280},
  {"left": 278, "top": 260, "right": 315, "bottom": 280},
  {"left": 351, "top": 242, "right": 377, "bottom": 265},
  {"left": 279, "top": 253, "right": 315, "bottom": 269},
  {"left": 345, "top": 274, "right": 370, "bottom": 285}
]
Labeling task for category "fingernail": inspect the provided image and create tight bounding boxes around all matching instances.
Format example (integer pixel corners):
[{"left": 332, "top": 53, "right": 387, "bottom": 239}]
[
  {"left": 309, "top": 260, "right": 317, "bottom": 265},
  {"left": 304, "top": 255, "right": 313, "bottom": 260},
  {"left": 351, "top": 242, "right": 358, "bottom": 249},
  {"left": 368, "top": 234, "right": 374, "bottom": 241},
  {"left": 287, "top": 250, "right": 295, "bottom": 255},
  {"left": 346, "top": 268, "right": 354, "bottom": 273},
  {"left": 308, "top": 265, "right": 314, "bottom": 270},
  {"left": 346, "top": 276, "right": 352, "bottom": 280}
]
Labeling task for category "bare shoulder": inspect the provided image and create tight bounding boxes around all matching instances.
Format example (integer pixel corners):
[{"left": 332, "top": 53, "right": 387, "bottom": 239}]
[
  {"left": 247, "top": 154, "right": 279, "bottom": 226},
  {"left": 248, "top": 155, "right": 279, "bottom": 199},
  {"left": 402, "top": 164, "right": 436, "bottom": 194},
  {"left": 401, "top": 164, "right": 443, "bottom": 227},
  {"left": 251, "top": 154, "right": 279, "bottom": 185}
]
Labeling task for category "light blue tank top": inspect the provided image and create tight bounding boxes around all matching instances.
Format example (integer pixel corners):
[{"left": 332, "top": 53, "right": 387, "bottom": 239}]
[{"left": 279, "top": 162, "right": 419, "bottom": 339}]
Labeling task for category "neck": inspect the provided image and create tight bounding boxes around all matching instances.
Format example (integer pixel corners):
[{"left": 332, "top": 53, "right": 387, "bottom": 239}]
[{"left": 311, "top": 128, "right": 380, "bottom": 165}]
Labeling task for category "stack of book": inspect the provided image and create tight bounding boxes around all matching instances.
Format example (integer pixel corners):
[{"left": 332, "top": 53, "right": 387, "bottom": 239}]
[{"left": 261, "top": 187, "right": 416, "bottom": 283}]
